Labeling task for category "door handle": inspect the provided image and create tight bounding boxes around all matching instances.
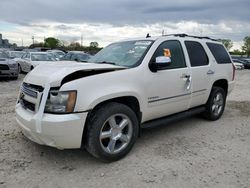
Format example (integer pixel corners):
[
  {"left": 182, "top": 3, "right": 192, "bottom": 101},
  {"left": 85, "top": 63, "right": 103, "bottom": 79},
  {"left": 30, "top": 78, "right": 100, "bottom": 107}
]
[
  {"left": 180, "top": 74, "right": 192, "bottom": 90},
  {"left": 180, "top": 74, "right": 191, "bottom": 79},
  {"left": 207, "top": 70, "right": 215, "bottom": 75}
]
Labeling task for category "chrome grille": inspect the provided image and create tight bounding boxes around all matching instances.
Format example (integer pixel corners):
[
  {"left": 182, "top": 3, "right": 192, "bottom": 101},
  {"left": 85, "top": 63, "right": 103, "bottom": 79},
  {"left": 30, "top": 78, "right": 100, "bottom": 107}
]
[
  {"left": 21, "top": 84, "right": 38, "bottom": 98},
  {"left": 19, "top": 83, "right": 44, "bottom": 112}
]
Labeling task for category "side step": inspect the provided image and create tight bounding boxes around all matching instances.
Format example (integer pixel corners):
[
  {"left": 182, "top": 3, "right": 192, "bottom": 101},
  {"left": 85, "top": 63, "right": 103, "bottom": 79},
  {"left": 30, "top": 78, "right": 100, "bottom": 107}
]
[{"left": 141, "top": 106, "right": 206, "bottom": 129}]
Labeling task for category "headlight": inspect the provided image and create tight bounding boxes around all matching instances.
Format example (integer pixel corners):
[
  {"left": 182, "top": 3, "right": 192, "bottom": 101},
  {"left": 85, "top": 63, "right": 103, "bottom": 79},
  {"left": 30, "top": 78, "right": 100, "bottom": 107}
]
[
  {"left": 44, "top": 90, "right": 77, "bottom": 114},
  {"left": 8, "top": 63, "right": 17, "bottom": 68}
]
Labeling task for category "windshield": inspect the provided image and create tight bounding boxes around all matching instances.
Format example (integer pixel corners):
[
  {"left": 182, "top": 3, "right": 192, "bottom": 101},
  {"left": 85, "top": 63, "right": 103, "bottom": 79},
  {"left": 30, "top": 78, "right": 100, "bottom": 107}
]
[
  {"left": 89, "top": 40, "right": 153, "bottom": 67},
  {"left": 0, "top": 51, "right": 9, "bottom": 59},
  {"left": 31, "top": 53, "right": 54, "bottom": 61},
  {"left": 10, "top": 51, "right": 24, "bottom": 58}
]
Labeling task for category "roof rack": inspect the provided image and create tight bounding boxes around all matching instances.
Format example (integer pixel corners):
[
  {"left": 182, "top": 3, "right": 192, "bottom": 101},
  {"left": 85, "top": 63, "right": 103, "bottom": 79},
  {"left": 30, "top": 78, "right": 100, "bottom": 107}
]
[{"left": 162, "top": 33, "right": 218, "bottom": 41}]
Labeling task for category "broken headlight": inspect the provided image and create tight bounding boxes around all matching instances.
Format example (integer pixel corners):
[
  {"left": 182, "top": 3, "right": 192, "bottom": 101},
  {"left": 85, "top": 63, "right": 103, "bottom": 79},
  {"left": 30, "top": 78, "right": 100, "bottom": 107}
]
[{"left": 44, "top": 90, "right": 77, "bottom": 114}]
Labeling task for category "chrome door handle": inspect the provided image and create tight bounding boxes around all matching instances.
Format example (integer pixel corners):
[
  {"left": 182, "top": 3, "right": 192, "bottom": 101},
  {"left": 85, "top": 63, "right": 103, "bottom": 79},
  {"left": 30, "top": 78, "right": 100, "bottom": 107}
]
[
  {"left": 207, "top": 70, "right": 215, "bottom": 75},
  {"left": 180, "top": 74, "right": 191, "bottom": 79}
]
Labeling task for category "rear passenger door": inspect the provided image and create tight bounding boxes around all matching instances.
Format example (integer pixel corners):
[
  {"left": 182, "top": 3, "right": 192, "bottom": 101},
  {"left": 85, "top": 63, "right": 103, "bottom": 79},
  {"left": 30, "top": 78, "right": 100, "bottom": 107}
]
[{"left": 184, "top": 41, "right": 212, "bottom": 108}]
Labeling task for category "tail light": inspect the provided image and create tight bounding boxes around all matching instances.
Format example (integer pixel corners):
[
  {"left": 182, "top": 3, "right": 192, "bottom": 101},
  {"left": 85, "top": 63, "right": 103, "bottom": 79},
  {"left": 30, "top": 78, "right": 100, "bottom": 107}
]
[{"left": 232, "top": 63, "right": 235, "bottom": 81}]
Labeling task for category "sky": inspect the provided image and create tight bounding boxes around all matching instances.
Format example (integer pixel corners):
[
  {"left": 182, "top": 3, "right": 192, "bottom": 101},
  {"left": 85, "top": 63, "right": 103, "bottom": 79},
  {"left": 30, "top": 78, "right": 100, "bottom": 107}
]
[{"left": 0, "top": 0, "right": 250, "bottom": 50}]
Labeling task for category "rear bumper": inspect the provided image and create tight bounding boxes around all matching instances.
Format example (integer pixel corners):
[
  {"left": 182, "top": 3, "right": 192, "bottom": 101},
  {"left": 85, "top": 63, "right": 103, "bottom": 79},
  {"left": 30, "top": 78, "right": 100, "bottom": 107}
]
[
  {"left": 228, "top": 81, "right": 234, "bottom": 95},
  {"left": 16, "top": 103, "right": 88, "bottom": 149}
]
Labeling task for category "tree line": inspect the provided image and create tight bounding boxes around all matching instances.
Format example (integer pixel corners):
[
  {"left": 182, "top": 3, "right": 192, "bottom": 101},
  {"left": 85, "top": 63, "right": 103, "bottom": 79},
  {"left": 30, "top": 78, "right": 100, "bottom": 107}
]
[
  {"left": 218, "top": 36, "right": 250, "bottom": 56},
  {"left": 29, "top": 37, "right": 102, "bottom": 54},
  {"left": 29, "top": 36, "right": 250, "bottom": 56}
]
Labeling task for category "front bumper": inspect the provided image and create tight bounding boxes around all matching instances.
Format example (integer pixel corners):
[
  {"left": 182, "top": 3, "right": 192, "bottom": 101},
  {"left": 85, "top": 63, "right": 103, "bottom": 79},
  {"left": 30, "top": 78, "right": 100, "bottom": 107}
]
[
  {"left": 16, "top": 103, "right": 88, "bottom": 149},
  {"left": 0, "top": 67, "right": 18, "bottom": 77}
]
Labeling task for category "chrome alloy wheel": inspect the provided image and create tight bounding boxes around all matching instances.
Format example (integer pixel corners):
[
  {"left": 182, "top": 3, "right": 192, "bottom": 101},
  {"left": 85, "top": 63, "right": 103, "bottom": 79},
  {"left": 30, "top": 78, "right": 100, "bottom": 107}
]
[
  {"left": 212, "top": 92, "right": 224, "bottom": 116},
  {"left": 99, "top": 114, "right": 133, "bottom": 154}
]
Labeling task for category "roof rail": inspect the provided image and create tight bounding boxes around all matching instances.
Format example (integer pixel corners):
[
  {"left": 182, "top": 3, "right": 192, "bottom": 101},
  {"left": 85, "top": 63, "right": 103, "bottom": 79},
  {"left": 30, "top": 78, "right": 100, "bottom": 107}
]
[{"left": 162, "top": 33, "right": 218, "bottom": 41}]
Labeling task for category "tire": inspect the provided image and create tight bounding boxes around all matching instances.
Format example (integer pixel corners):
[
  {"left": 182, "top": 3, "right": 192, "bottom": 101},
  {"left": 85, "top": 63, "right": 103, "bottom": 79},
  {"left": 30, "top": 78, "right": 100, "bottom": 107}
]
[
  {"left": 85, "top": 102, "right": 139, "bottom": 162},
  {"left": 202, "top": 87, "right": 226, "bottom": 121},
  {"left": 18, "top": 64, "right": 22, "bottom": 73}
]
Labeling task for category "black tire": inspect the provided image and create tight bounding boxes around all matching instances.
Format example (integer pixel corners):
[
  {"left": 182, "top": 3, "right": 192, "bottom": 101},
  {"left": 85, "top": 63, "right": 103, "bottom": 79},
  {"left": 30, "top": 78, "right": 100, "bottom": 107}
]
[
  {"left": 85, "top": 102, "right": 139, "bottom": 162},
  {"left": 202, "top": 87, "right": 226, "bottom": 121},
  {"left": 18, "top": 64, "right": 22, "bottom": 73}
]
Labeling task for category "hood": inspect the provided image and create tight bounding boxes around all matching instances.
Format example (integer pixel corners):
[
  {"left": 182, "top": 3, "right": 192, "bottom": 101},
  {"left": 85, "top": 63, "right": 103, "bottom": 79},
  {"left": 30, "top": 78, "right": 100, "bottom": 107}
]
[
  {"left": 24, "top": 61, "right": 126, "bottom": 87},
  {"left": 0, "top": 58, "right": 15, "bottom": 64}
]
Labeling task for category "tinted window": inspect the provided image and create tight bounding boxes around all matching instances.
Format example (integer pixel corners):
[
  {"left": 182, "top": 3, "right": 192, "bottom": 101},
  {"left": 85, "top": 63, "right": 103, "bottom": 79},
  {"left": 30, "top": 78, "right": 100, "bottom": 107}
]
[
  {"left": 207, "top": 43, "right": 231, "bottom": 64},
  {"left": 152, "top": 40, "right": 186, "bottom": 69},
  {"left": 185, "top": 41, "right": 208, "bottom": 67}
]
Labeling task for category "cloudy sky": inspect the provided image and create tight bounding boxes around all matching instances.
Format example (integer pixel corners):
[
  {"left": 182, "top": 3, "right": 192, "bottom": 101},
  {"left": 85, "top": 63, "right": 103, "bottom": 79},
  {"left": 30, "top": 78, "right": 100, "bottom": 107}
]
[{"left": 0, "top": 0, "right": 249, "bottom": 50}]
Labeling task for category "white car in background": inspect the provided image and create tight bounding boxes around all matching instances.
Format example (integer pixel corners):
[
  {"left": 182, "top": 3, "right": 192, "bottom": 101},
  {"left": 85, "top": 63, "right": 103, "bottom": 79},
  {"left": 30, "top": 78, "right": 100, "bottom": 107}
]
[
  {"left": 47, "top": 50, "right": 65, "bottom": 58},
  {"left": 18, "top": 52, "right": 56, "bottom": 73}
]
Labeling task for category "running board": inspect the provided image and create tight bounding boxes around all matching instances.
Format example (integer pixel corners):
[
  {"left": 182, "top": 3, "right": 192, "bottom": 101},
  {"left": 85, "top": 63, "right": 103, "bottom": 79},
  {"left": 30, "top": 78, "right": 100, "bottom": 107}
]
[{"left": 141, "top": 106, "right": 206, "bottom": 129}]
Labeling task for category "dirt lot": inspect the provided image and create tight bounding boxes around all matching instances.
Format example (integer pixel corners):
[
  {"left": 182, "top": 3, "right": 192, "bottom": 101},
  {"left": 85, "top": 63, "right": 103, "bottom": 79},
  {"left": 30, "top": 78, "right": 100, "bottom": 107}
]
[{"left": 0, "top": 71, "right": 250, "bottom": 188}]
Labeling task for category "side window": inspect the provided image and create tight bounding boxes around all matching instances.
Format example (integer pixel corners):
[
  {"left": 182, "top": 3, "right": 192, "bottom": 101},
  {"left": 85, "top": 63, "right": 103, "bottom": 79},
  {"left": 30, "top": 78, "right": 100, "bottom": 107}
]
[
  {"left": 185, "top": 41, "right": 208, "bottom": 67},
  {"left": 206, "top": 43, "right": 232, "bottom": 64},
  {"left": 71, "top": 54, "right": 78, "bottom": 60},
  {"left": 152, "top": 40, "right": 186, "bottom": 69},
  {"left": 26, "top": 53, "right": 31, "bottom": 59},
  {"left": 64, "top": 53, "right": 71, "bottom": 60}
]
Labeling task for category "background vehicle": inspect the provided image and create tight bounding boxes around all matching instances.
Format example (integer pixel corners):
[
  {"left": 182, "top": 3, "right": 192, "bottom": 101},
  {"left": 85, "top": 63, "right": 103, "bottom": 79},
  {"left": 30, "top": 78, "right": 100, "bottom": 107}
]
[
  {"left": 18, "top": 52, "right": 56, "bottom": 73},
  {"left": 7, "top": 51, "right": 25, "bottom": 59},
  {"left": 232, "top": 59, "right": 244, "bottom": 70},
  {"left": 16, "top": 34, "right": 235, "bottom": 162},
  {"left": 61, "top": 51, "right": 92, "bottom": 62},
  {"left": 47, "top": 50, "right": 65, "bottom": 58},
  {"left": 0, "top": 51, "right": 19, "bottom": 79}
]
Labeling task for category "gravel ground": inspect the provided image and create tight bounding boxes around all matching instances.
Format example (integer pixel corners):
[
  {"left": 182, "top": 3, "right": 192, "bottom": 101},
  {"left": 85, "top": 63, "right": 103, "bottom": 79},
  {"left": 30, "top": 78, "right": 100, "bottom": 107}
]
[{"left": 0, "top": 71, "right": 249, "bottom": 188}]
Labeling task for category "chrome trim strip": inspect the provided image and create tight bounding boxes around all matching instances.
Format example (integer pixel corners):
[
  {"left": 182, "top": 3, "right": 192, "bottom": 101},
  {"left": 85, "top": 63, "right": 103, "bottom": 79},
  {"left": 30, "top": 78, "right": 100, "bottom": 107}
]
[{"left": 148, "top": 93, "right": 191, "bottom": 103}]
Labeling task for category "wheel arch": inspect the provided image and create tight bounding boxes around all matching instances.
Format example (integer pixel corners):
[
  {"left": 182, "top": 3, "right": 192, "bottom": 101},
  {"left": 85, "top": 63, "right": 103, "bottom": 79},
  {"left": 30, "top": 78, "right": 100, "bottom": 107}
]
[
  {"left": 81, "top": 95, "right": 142, "bottom": 148},
  {"left": 212, "top": 79, "right": 228, "bottom": 95}
]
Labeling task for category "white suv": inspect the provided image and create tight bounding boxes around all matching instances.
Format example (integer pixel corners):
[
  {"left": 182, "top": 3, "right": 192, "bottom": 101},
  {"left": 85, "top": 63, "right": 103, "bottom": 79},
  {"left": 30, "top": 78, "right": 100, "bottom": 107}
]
[{"left": 15, "top": 34, "right": 235, "bottom": 161}]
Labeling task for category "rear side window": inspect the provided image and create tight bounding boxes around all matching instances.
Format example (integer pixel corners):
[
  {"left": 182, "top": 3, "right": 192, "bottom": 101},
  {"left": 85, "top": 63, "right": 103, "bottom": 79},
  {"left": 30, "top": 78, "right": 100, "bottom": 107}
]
[
  {"left": 206, "top": 43, "right": 232, "bottom": 64},
  {"left": 185, "top": 41, "right": 208, "bottom": 67}
]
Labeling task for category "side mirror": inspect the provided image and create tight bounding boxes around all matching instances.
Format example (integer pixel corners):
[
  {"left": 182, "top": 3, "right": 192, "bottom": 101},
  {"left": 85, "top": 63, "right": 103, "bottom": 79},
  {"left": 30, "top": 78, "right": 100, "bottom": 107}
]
[
  {"left": 155, "top": 56, "right": 171, "bottom": 64},
  {"left": 149, "top": 56, "right": 171, "bottom": 72}
]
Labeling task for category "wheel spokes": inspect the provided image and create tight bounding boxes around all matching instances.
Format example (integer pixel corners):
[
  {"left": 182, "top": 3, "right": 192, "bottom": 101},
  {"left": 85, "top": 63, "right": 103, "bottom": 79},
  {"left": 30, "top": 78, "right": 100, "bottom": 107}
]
[
  {"left": 119, "top": 134, "right": 129, "bottom": 143},
  {"left": 118, "top": 119, "right": 128, "bottom": 130},
  {"left": 100, "top": 131, "right": 112, "bottom": 139},
  {"left": 107, "top": 139, "right": 116, "bottom": 152},
  {"left": 109, "top": 116, "right": 117, "bottom": 128}
]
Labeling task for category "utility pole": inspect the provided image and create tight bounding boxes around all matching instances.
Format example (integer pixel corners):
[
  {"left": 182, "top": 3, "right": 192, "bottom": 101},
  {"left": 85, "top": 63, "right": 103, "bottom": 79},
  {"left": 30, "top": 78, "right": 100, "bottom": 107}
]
[
  {"left": 32, "top": 36, "right": 34, "bottom": 47},
  {"left": 81, "top": 34, "right": 83, "bottom": 47}
]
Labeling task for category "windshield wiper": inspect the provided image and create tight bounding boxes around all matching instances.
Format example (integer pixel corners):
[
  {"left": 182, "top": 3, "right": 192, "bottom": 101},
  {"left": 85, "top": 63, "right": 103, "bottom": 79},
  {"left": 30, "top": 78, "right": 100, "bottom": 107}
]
[{"left": 95, "top": 61, "right": 117, "bottom": 65}]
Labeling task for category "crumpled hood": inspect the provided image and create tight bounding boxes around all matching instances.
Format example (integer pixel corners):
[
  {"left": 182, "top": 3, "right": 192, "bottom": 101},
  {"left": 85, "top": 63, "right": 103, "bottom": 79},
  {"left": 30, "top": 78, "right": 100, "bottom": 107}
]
[{"left": 24, "top": 61, "right": 125, "bottom": 87}]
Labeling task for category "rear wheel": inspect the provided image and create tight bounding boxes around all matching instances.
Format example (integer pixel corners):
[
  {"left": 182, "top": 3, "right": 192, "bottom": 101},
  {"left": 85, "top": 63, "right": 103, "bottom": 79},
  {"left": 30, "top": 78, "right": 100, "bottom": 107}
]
[
  {"left": 85, "top": 102, "right": 139, "bottom": 162},
  {"left": 202, "top": 87, "right": 226, "bottom": 121}
]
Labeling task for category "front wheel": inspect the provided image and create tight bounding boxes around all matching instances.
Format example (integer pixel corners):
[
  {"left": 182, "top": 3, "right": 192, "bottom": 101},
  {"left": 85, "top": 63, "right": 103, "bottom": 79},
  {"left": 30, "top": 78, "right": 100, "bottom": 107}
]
[
  {"left": 85, "top": 102, "right": 139, "bottom": 162},
  {"left": 202, "top": 87, "right": 226, "bottom": 121}
]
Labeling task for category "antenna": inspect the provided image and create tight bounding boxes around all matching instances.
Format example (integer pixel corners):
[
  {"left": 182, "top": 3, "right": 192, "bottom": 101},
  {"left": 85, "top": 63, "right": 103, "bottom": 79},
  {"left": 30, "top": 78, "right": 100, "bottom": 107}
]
[
  {"left": 146, "top": 33, "right": 151, "bottom": 38},
  {"left": 162, "top": 29, "right": 164, "bottom": 36}
]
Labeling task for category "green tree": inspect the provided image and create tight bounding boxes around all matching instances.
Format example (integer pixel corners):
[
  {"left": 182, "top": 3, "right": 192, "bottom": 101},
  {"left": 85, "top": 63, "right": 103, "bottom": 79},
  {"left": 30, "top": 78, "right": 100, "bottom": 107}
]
[
  {"left": 90, "top": 42, "right": 99, "bottom": 48},
  {"left": 44, "top": 37, "right": 60, "bottom": 49},
  {"left": 242, "top": 36, "right": 250, "bottom": 57},
  {"left": 218, "top": 39, "right": 233, "bottom": 51}
]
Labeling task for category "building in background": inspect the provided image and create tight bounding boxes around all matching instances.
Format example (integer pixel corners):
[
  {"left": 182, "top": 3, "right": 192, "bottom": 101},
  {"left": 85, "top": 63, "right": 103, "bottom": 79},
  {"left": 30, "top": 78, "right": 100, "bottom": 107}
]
[{"left": 0, "top": 33, "right": 16, "bottom": 48}]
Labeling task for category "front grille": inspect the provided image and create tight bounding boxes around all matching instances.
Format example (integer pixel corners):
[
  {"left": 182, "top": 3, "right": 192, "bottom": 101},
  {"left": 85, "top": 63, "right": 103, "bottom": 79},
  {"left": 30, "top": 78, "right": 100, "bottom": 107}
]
[
  {"left": 0, "top": 64, "right": 9, "bottom": 70},
  {"left": 19, "top": 83, "right": 44, "bottom": 112},
  {"left": 20, "top": 98, "right": 35, "bottom": 112},
  {"left": 21, "top": 84, "right": 38, "bottom": 98}
]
